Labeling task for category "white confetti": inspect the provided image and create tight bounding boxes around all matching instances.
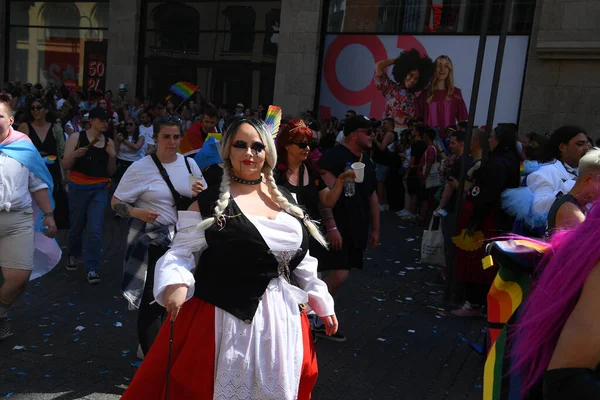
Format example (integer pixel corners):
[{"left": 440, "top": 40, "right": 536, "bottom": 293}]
[
  {"left": 408, "top": 329, "right": 416, "bottom": 333},
  {"left": 376, "top": 338, "right": 387, "bottom": 342},
  {"left": 75, "top": 326, "right": 85, "bottom": 331},
  {"left": 372, "top": 297, "right": 386, "bottom": 302},
  {"left": 405, "top": 267, "right": 415, "bottom": 270},
  {"left": 114, "top": 322, "right": 123, "bottom": 328},
  {"left": 405, "top": 297, "right": 413, "bottom": 301},
  {"left": 13, "top": 345, "right": 25, "bottom": 350},
  {"left": 406, "top": 238, "right": 415, "bottom": 242}
]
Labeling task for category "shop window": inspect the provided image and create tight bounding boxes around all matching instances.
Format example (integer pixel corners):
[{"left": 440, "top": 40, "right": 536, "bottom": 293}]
[
  {"left": 150, "top": 3, "right": 200, "bottom": 53},
  {"left": 327, "top": 0, "right": 537, "bottom": 35},
  {"left": 222, "top": 6, "right": 256, "bottom": 53}
]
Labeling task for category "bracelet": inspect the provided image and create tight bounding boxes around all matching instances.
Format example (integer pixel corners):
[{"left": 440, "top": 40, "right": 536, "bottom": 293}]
[
  {"left": 43, "top": 212, "right": 54, "bottom": 218},
  {"left": 327, "top": 226, "right": 338, "bottom": 232}
]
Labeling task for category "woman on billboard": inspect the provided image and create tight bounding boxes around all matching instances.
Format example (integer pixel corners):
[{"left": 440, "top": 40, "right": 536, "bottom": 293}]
[
  {"left": 417, "top": 55, "right": 468, "bottom": 135},
  {"left": 374, "top": 49, "right": 433, "bottom": 129}
]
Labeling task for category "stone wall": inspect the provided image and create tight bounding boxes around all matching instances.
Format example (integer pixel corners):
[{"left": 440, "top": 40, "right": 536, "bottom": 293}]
[
  {"left": 273, "top": 0, "right": 324, "bottom": 116},
  {"left": 519, "top": 0, "right": 600, "bottom": 137},
  {"left": 106, "top": 0, "right": 141, "bottom": 100}
]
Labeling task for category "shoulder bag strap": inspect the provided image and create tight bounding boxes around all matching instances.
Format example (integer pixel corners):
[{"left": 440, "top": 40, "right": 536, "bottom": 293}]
[
  {"left": 151, "top": 153, "right": 182, "bottom": 204},
  {"left": 184, "top": 155, "right": 192, "bottom": 174}
]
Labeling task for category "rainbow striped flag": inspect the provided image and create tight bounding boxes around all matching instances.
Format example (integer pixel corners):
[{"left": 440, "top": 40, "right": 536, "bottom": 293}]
[
  {"left": 483, "top": 240, "right": 549, "bottom": 400},
  {"left": 169, "top": 82, "right": 198, "bottom": 100}
]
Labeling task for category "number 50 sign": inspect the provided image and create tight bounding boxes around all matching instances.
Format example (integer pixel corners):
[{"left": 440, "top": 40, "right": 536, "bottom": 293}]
[
  {"left": 83, "top": 40, "right": 108, "bottom": 92},
  {"left": 320, "top": 35, "right": 426, "bottom": 119}
]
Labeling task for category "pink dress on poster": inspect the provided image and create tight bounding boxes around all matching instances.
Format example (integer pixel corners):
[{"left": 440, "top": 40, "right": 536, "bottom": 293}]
[{"left": 417, "top": 88, "right": 468, "bottom": 131}]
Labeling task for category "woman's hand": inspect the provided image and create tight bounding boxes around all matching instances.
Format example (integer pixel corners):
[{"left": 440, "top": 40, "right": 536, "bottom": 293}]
[
  {"left": 320, "top": 315, "right": 339, "bottom": 336},
  {"left": 191, "top": 179, "right": 205, "bottom": 196},
  {"left": 131, "top": 208, "right": 160, "bottom": 224},
  {"left": 163, "top": 284, "right": 189, "bottom": 321},
  {"left": 327, "top": 229, "right": 343, "bottom": 251},
  {"left": 43, "top": 215, "right": 57, "bottom": 238}
]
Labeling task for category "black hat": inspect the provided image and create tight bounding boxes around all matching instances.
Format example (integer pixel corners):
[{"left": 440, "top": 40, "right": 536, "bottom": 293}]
[
  {"left": 88, "top": 107, "right": 110, "bottom": 120},
  {"left": 343, "top": 115, "right": 372, "bottom": 137}
]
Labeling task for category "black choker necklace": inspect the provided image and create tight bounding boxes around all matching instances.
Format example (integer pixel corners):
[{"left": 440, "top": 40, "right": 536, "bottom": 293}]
[{"left": 232, "top": 174, "right": 262, "bottom": 185}]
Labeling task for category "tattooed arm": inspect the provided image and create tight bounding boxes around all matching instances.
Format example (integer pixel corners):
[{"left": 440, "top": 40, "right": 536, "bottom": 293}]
[{"left": 111, "top": 196, "right": 161, "bottom": 224}]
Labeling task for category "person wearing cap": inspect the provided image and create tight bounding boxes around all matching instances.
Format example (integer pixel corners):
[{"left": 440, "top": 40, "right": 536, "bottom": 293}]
[
  {"left": 317, "top": 115, "right": 379, "bottom": 341},
  {"left": 62, "top": 107, "right": 117, "bottom": 284},
  {"left": 234, "top": 103, "right": 244, "bottom": 117}
]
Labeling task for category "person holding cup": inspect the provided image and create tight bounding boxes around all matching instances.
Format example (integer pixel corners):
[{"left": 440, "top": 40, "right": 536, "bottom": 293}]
[
  {"left": 111, "top": 116, "right": 206, "bottom": 358},
  {"left": 316, "top": 115, "right": 379, "bottom": 341}
]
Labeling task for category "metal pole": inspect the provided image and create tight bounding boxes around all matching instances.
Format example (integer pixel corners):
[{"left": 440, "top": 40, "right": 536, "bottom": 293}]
[
  {"left": 445, "top": 0, "right": 494, "bottom": 303},
  {"left": 484, "top": 0, "right": 514, "bottom": 134}
]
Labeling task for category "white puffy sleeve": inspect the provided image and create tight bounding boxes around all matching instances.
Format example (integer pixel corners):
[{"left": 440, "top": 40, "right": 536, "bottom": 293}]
[
  {"left": 153, "top": 210, "right": 208, "bottom": 306},
  {"left": 292, "top": 251, "right": 335, "bottom": 317}
]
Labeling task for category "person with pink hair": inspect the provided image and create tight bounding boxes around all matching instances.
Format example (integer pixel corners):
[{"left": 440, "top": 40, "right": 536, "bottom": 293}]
[{"left": 511, "top": 204, "right": 600, "bottom": 398}]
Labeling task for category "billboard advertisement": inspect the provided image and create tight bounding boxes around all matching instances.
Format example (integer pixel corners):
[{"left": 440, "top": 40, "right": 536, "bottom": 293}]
[{"left": 319, "top": 35, "right": 529, "bottom": 129}]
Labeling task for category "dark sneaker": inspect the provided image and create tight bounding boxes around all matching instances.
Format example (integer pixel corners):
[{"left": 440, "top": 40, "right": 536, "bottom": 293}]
[
  {"left": 312, "top": 326, "right": 347, "bottom": 342},
  {"left": 65, "top": 256, "right": 79, "bottom": 272},
  {"left": 0, "top": 317, "right": 13, "bottom": 340},
  {"left": 87, "top": 271, "right": 101, "bottom": 284}
]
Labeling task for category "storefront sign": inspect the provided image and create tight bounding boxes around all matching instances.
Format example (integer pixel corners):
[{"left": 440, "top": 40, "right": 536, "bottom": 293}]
[
  {"left": 83, "top": 40, "right": 108, "bottom": 92},
  {"left": 319, "top": 35, "right": 528, "bottom": 127}
]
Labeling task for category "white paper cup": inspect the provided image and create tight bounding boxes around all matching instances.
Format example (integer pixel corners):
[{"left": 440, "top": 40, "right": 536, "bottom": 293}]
[
  {"left": 189, "top": 176, "right": 202, "bottom": 190},
  {"left": 351, "top": 162, "right": 365, "bottom": 183}
]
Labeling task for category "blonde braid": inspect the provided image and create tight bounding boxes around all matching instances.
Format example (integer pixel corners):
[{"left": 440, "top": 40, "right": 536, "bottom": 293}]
[
  {"left": 198, "top": 164, "right": 232, "bottom": 231},
  {"left": 265, "top": 171, "right": 328, "bottom": 249}
]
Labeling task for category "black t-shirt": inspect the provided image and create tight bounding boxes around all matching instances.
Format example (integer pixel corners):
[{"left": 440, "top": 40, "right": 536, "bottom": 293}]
[
  {"left": 318, "top": 145, "right": 376, "bottom": 249},
  {"left": 275, "top": 163, "right": 327, "bottom": 220},
  {"left": 373, "top": 131, "right": 396, "bottom": 166},
  {"left": 409, "top": 140, "right": 427, "bottom": 176},
  {"left": 445, "top": 154, "right": 472, "bottom": 212}
]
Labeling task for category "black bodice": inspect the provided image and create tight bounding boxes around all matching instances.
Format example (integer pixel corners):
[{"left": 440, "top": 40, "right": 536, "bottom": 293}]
[{"left": 194, "top": 186, "right": 309, "bottom": 323}]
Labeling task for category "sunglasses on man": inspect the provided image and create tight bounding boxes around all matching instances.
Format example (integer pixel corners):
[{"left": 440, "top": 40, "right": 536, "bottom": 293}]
[{"left": 156, "top": 115, "right": 181, "bottom": 124}]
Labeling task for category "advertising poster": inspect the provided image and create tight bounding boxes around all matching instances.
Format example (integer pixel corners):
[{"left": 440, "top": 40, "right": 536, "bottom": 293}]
[
  {"left": 319, "top": 35, "right": 529, "bottom": 129},
  {"left": 83, "top": 40, "right": 108, "bottom": 92}
]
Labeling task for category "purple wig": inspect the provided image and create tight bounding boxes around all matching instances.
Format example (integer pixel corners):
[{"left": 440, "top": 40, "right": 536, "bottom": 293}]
[{"left": 511, "top": 199, "right": 600, "bottom": 396}]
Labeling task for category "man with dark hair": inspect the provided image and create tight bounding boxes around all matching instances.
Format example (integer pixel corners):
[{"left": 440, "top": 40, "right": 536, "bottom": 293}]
[
  {"left": 179, "top": 107, "right": 220, "bottom": 155},
  {"left": 336, "top": 110, "right": 357, "bottom": 143},
  {"left": 317, "top": 115, "right": 379, "bottom": 341},
  {"left": 527, "top": 126, "right": 589, "bottom": 215}
]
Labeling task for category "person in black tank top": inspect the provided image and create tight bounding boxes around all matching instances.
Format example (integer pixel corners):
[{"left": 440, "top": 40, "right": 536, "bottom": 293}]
[
  {"left": 17, "top": 99, "right": 69, "bottom": 228},
  {"left": 546, "top": 148, "right": 600, "bottom": 236},
  {"left": 61, "top": 107, "right": 117, "bottom": 284}
]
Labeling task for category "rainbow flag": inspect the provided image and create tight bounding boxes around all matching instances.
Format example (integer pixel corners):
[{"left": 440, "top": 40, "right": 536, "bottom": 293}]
[
  {"left": 169, "top": 82, "right": 198, "bottom": 100},
  {"left": 165, "top": 94, "right": 173, "bottom": 101},
  {"left": 483, "top": 239, "right": 549, "bottom": 400}
]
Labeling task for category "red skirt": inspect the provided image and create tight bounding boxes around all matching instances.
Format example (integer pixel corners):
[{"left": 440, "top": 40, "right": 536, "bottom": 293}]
[
  {"left": 121, "top": 298, "right": 318, "bottom": 399},
  {"left": 454, "top": 200, "right": 499, "bottom": 285}
]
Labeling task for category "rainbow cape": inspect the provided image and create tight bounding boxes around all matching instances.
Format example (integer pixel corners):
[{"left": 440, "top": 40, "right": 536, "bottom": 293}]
[
  {"left": 483, "top": 239, "right": 550, "bottom": 400},
  {"left": 169, "top": 82, "right": 198, "bottom": 100}
]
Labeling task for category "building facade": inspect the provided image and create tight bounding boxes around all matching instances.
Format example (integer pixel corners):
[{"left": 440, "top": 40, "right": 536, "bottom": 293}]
[{"left": 2, "top": 0, "right": 599, "bottom": 135}]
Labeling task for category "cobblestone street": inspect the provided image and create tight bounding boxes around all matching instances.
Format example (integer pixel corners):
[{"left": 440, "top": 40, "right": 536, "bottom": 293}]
[{"left": 0, "top": 210, "right": 485, "bottom": 400}]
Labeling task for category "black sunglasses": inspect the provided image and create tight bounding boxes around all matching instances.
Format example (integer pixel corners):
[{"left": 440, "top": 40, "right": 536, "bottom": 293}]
[
  {"left": 292, "top": 142, "right": 310, "bottom": 149},
  {"left": 126, "top": 122, "right": 135, "bottom": 126},
  {"left": 232, "top": 140, "right": 266, "bottom": 154},
  {"left": 156, "top": 115, "right": 181, "bottom": 124},
  {"left": 31, "top": 106, "right": 44, "bottom": 111}
]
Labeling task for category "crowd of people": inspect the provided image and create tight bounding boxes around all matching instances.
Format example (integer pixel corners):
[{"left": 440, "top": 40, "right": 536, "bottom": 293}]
[{"left": 0, "top": 76, "right": 599, "bottom": 398}]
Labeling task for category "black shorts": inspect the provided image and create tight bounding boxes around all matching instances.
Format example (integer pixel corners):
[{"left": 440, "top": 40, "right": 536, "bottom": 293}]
[
  {"left": 407, "top": 176, "right": 423, "bottom": 196},
  {"left": 312, "top": 235, "right": 364, "bottom": 271}
]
